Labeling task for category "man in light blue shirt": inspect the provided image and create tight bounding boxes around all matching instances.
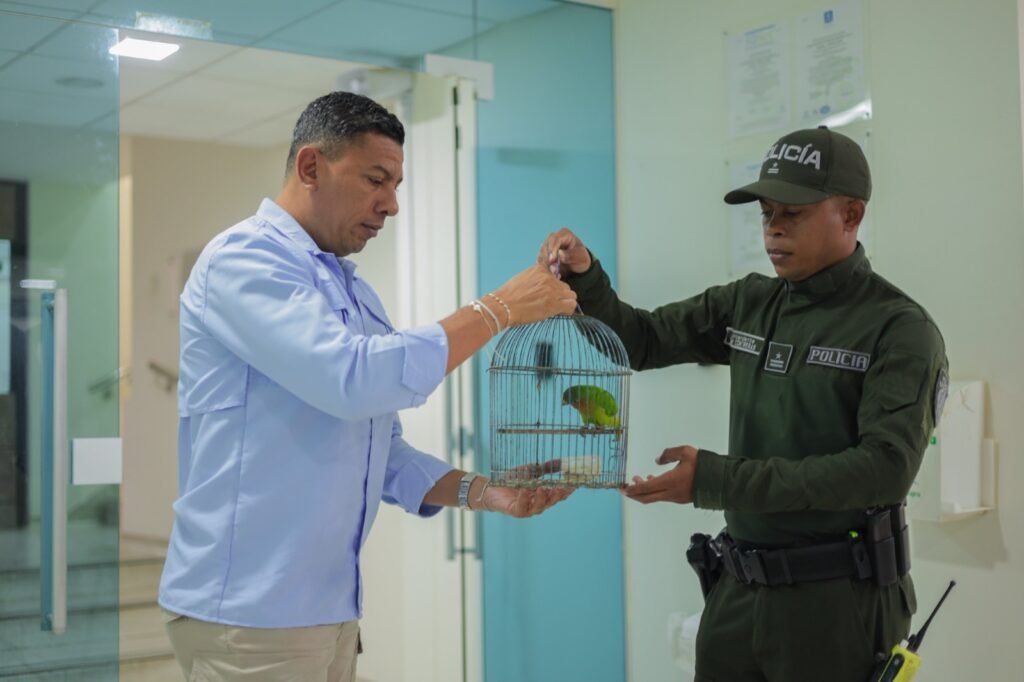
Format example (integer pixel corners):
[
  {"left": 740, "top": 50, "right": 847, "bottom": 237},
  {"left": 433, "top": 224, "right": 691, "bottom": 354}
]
[{"left": 159, "top": 92, "right": 576, "bottom": 681}]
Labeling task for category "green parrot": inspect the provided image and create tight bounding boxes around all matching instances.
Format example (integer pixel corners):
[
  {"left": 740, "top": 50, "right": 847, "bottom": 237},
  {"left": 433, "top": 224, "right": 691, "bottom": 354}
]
[{"left": 562, "top": 384, "right": 620, "bottom": 429}]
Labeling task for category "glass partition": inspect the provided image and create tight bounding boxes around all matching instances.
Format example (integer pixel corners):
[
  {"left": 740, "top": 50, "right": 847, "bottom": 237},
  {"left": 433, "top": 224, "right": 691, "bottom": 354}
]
[{"left": 0, "top": 11, "right": 121, "bottom": 679}]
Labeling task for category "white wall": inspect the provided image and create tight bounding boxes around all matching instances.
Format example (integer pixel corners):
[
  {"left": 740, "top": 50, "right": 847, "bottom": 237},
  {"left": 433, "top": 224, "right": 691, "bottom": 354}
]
[
  {"left": 614, "top": 1, "right": 1024, "bottom": 680},
  {"left": 120, "top": 136, "right": 287, "bottom": 539}
]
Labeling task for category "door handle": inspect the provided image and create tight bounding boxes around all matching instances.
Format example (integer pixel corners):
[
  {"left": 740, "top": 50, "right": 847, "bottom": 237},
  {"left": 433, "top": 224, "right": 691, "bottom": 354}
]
[{"left": 40, "top": 289, "right": 68, "bottom": 634}]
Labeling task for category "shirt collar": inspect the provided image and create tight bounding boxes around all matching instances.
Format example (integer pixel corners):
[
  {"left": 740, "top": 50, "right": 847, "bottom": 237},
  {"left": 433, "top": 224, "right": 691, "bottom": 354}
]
[
  {"left": 255, "top": 198, "right": 325, "bottom": 256},
  {"left": 786, "top": 242, "right": 870, "bottom": 298},
  {"left": 255, "top": 198, "right": 361, "bottom": 291}
]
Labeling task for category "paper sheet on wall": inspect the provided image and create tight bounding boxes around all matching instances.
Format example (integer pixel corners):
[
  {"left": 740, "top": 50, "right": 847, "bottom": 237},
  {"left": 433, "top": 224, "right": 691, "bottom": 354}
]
[
  {"left": 0, "top": 240, "right": 10, "bottom": 394},
  {"left": 728, "top": 23, "right": 791, "bottom": 137},
  {"left": 728, "top": 161, "right": 774, "bottom": 277},
  {"left": 795, "top": 1, "right": 869, "bottom": 127}
]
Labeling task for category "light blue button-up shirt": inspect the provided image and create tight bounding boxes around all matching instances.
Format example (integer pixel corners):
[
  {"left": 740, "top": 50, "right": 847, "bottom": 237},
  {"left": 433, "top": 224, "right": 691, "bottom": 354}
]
[{"left": 158, "top": 199, "right": 453, "bottom": 628}]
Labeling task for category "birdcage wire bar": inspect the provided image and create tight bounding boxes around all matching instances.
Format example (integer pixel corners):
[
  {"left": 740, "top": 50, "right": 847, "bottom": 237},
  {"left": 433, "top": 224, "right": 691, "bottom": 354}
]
[{"left": 488, "top": 314, "right": 631, "bottom": 489}]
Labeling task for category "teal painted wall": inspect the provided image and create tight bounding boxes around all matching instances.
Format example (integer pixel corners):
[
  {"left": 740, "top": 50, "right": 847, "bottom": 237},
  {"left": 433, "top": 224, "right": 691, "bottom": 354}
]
[{"left": 450, "top": 5, "right": 624, "bottom": 681}]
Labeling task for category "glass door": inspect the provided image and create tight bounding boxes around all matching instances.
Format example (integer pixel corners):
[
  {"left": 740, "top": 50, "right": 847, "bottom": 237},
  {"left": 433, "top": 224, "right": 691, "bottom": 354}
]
[{"left": 0, "top": 11, "right": 121, "bottom": 679}]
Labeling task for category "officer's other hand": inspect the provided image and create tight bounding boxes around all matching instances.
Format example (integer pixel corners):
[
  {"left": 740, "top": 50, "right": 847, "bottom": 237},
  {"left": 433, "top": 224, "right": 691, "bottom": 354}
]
[
  {"left": 481, "top": 484, "right": 574, "bottom": 518},
  {"left": 490, "top": 265, "right": 577, "bottom": 326},
  {"left": 622, "top": 445, "right": 699, "bottom": 505},
  {"left": 538, "top": 227, "right": 592, "bottom": 278}
]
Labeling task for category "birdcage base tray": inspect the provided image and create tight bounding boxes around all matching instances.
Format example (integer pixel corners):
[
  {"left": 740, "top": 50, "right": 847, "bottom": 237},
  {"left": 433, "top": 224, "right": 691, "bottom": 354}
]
[
  {"left": 495, "top": 425, "right": 624, "bottom": 437},
  {"left": 489, "top": 478, "right": 626, "bottom": 490}
]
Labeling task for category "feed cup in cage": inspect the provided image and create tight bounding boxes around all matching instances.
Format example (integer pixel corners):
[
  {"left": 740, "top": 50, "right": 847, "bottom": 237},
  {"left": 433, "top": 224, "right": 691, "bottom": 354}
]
[{"left": 488, "top": 314, "right": 631, "bottom": 489}]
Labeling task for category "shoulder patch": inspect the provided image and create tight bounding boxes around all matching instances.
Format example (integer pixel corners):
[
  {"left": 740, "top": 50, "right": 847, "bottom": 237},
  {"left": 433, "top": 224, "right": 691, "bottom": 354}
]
[
  {"left": 725, "top": 327, "right": 765, "bottom": 356},
  {"left": 933, "top": 367, "right": 949, "bottom": 425}
]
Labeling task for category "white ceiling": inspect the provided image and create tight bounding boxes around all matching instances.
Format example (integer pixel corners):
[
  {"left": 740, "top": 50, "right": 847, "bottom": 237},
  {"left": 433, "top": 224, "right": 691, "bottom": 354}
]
[
  {"left": 119, "top": 37, "right": 372, "bottom": 147},
  {"left": 0, "top": 0, "right": 569, "bottom": 147}
]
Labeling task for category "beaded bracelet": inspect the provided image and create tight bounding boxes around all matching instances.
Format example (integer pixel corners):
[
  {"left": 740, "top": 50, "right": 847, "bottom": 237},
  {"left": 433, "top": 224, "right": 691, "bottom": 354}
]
[{"left": 485, "top": 292, "right": 512, "bottom": 327}]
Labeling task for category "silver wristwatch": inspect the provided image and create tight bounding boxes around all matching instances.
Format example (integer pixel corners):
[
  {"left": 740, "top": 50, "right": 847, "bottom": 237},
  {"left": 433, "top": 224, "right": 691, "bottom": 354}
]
[{"left": 458, "top": 472, "right": 478, "bottom": 510}]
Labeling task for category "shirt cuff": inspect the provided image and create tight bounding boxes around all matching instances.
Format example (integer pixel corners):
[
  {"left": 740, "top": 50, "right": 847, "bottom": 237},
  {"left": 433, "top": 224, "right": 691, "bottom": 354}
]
[
  {"left": 563, "top": 251, "right": 604, "bottom": 294},
  {"left": 693, "top": 448, "right": 726, "bottom": 510},
  {"left": 391, "top": 455, "right": 455, "bottom": 518},
  {"left": 400, "top": 323, "right": 449, "bottom": 406}
]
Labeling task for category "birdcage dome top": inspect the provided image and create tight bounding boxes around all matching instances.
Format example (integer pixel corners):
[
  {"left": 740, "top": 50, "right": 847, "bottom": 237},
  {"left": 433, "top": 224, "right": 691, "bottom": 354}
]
[{"left": 488, "top": 313, "right": 630, "bottom": 376}]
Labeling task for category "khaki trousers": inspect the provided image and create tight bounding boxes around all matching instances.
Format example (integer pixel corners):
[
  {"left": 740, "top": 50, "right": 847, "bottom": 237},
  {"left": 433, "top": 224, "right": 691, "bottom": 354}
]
[{"left": 163, "top": 610, "right": 360, "bottom": 682}]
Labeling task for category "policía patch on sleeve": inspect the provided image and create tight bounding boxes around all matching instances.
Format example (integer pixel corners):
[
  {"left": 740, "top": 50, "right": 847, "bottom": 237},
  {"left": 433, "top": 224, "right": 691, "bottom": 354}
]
[{"left": 933, "top": 367, "right": 949, "bottom": 425}]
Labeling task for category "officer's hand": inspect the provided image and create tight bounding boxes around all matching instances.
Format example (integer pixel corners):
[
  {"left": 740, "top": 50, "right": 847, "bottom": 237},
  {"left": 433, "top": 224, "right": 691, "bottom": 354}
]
[
  {"left": 489, "top": 265, "right": 577, "bottom": 326},
  {"left": 621, "top": 445, "right": 699, "bottom": 505},
  {"left": 538, "top": 228, "right": 592, "bottom": 278}
]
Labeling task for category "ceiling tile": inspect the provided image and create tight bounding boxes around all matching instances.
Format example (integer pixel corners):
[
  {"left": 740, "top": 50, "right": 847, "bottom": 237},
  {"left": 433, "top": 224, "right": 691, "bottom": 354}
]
[
  {"left": 218, "top": 106, "right": 304, "bottom": 148},
  {"left": 377, "top": 0, "right": 474, "bottom": 18},
  {"left": 0, "top": 49, "right": 19, "bottom": 69},
  {"left": 474, "top": 0, "right": 561, "bottom": 22},
  {"left": 0, "top": 8, "right": 68, "bottom": 51},
  {"left": 264, "top": 0, "right": 495, "bottom": 62},
  {"left": 114, "top": 34, "right": 242, "bottom": 76},
  {"left": 0, "top": 53, "right": 116, "bottom": 102},
  {"left": 378, "top": 0, "right": 559, "bottom": 23},
  {"left": 30, "top": 20, "right": 120, "bottom": 63},
  {"left": 119, "top": 99, "right": 241, "bottom": 141},
  {"left": 0, "top": 87, "right": 115, "bottom": 127},
  {"left": 201, "top": 48, "right": 368, "bottom": 94},
  {"left": 0, "top": 0, "right": 97, "bottom": 14},
  {"left": 87, "top": 110, "right": 118, "bottom": 133},
  {"left": 135, "top": 73, "right": 311, "bottom": 120},
  {"left": 119, "top": 61, "right": 186, "bottom": 103},
  {"left": 87, "top": 0, "right": 342, "bottom": 43}
]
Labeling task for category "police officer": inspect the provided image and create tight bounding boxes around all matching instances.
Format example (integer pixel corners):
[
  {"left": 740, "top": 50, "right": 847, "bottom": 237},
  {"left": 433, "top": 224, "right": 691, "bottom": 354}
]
[{"left": 539, "top": 127, "right": 949, "bottom": 682}]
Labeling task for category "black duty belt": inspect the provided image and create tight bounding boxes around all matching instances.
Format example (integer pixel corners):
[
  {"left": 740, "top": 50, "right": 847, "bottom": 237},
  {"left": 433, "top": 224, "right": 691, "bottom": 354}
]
[{"left": 716, "top": 532, "right": 874, "bottom": 587}]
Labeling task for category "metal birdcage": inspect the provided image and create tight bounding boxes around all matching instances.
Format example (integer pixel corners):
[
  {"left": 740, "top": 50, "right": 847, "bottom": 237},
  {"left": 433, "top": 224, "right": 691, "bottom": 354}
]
[{"left": 488, "top": 313, "right": 631, "bottom": 489}]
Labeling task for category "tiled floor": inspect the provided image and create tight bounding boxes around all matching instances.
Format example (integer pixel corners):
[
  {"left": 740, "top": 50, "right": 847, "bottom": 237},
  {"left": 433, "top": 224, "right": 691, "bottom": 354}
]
[{"left": 2, "top": 529, "right": 376, "bottom": 681}]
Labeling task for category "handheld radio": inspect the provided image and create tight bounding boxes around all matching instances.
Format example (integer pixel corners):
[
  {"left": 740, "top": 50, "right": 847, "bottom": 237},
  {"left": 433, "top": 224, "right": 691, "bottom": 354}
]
[{"left": 868, "top": 580, "right": 956, "bottom": 682}]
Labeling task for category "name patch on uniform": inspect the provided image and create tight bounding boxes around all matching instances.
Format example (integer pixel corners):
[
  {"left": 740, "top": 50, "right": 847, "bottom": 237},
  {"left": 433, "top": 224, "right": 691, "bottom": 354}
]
[
  {"left": 764, "top": 342, "right": 794, "bottom": 374},
  {"left": 725, "top": 327, "right": 765, "bottom": 356},
  {"left": 806, "top": 346, "right": 871, "bottom": 373}
]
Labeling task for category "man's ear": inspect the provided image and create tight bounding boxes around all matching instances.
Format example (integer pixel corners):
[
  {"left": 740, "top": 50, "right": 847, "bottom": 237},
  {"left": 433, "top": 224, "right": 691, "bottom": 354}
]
[
  {"left": 844, "top": 198, "right": 866, "bottom": 233},
  {"left": 294, "top": 146, "right": 319, "bottom": 189}
]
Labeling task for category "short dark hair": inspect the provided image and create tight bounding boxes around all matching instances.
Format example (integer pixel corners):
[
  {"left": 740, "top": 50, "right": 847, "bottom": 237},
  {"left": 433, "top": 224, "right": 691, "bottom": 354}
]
[{"left": 285, "top": 91, "right": 405, "bottom": 175}]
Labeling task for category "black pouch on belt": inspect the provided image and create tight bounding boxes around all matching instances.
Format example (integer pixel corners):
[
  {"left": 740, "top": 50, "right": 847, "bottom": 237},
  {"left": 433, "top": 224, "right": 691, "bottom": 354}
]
[
  {"left": 891, "top": 501, "right": 911, "bottom": 578},
  {"left": 865, "top": 507, "right": 899, "bottom": 587},
  {"left": 686, "top": 532, "right": 723, "bottom": 600}
]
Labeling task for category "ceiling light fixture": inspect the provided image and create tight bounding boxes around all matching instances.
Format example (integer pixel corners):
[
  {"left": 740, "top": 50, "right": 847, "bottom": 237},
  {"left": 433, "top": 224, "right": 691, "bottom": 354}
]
[{"left": 109, "top": 37, "right": 180, "bottom": 61}]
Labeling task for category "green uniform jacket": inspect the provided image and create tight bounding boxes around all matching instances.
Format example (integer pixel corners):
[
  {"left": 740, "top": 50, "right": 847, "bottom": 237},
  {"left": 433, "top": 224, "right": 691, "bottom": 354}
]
[{"left": 567, "top": 245, "right": 948, "bottom": 546}]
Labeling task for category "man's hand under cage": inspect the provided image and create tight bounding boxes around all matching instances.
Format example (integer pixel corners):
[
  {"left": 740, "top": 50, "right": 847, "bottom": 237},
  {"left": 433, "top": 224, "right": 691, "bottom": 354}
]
[{"left": 479, "top": 481, "right": 574, "bottom": 518}]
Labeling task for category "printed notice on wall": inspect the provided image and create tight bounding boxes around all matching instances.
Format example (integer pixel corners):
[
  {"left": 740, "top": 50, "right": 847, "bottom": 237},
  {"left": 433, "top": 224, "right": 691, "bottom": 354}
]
[
  {"left": 728, "top": 161, "right": 774, "bottom": 276},
  {"left": 795, "top": 1, "right": 869, "bottom": 127},
  {"left": 1, "top": 240, "right": 10, "bottom": 394},
  {"left": 727, "top": 23, "right": 791, "bottom": 137}
]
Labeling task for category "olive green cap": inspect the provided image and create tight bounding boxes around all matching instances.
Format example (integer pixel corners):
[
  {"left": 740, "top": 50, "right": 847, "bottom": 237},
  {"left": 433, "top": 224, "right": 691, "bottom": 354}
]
[{"left": 724, "top": 127, "right": 871, "bottom": 205}]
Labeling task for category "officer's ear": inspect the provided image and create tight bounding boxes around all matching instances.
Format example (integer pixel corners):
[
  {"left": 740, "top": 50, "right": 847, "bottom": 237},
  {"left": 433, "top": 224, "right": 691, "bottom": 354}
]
[{"left": 842, "top": 198, "right": 866, "bottom": 233}]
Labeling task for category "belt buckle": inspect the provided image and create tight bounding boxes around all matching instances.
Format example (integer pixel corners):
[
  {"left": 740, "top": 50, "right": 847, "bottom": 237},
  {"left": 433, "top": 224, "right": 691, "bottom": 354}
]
[{"left": 737, "top": 549, "right": 767, "bottom": 585}]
